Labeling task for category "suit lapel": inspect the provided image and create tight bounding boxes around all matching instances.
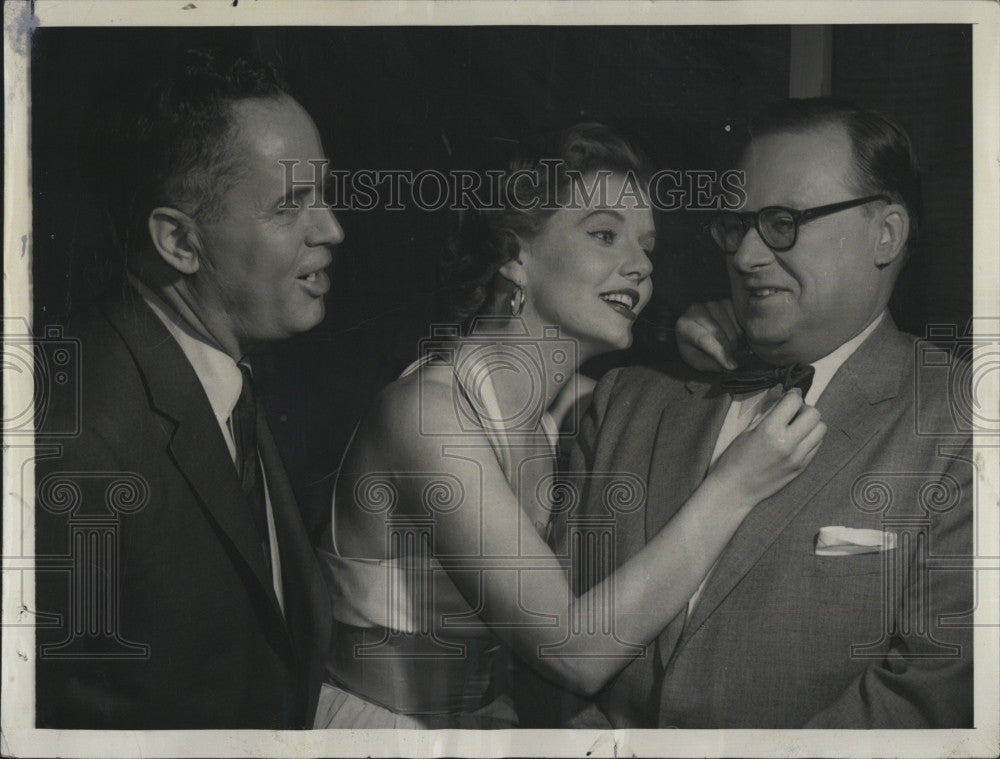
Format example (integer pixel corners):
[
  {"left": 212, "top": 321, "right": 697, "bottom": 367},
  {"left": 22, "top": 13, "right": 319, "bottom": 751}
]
[
  {"left": 673, "top": 318, "right": 908, "bottom": 655},
  {"left": 101, "top": 294, "right": 287, "bottom": 628},
  {"left": 258, "top": 411, "right": 332, "bottom": 666},
  {"left": 645, "top": 379, "right": 730, "bottom": 541},
  {"left": 644, "top": 378, "right": 729, "bottom": 663}
]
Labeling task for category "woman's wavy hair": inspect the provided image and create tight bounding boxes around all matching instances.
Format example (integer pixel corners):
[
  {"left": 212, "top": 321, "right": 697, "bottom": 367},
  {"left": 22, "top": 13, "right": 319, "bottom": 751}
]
[{"left": 439, "top": 123, "right": 650, "bottom": 330}]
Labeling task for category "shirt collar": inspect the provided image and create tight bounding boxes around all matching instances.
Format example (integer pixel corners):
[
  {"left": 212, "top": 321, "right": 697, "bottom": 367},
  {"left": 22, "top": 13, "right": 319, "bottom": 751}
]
[
  {"left": 733, "top": 311, "right": 885, "bottom": 418},
  {"left": 803, "top": 311, "right": 885, "bottom": 405},
  {"left": 129, "top": 276, "right": 244, "bottom": 425}
]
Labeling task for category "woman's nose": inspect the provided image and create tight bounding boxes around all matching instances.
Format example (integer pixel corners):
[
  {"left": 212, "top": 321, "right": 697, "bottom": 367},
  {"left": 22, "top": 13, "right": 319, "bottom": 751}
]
[{"left": 622, "top": 240, "right": 653, "bottom": 279}]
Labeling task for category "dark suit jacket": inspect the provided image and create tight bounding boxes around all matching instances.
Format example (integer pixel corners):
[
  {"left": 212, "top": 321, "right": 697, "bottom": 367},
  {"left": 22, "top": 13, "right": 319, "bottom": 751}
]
[
  {"left": 557, "top": 316, "right": 974, "bottom": 728},
  {"left": 35, "top": 292, "right": 332, "bottom": 729}
]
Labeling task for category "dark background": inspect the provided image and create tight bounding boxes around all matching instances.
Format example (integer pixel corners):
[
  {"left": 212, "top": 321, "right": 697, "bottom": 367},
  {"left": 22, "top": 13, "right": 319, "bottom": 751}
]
[{"left": 30, "top": 25, "right": 972, "bottom": 541}]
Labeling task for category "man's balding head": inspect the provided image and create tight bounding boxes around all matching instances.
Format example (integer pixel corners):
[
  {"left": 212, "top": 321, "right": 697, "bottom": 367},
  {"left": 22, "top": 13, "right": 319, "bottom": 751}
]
[
  {"left": 723, "top": 99, "right": 921, "bottom": 364},
  {"left": 747, "top": 97, "right": 922, "bottom": 260}
]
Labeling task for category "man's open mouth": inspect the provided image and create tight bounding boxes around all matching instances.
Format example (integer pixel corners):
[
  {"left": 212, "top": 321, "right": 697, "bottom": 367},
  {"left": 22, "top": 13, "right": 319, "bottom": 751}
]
[
  {"left": 296, "top": 266, "right": 330, "bottom": 295},
  {"left": 747, "top": 286, "right": 788, "bottom": 299}
]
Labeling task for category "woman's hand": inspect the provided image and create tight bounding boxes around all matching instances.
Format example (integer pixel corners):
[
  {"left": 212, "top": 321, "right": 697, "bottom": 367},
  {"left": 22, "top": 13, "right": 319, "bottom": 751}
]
[
  {"left": 676, "top": 299, "right": 741, "bottom": 371},
  {"left": 711, "top": 390, "right": 827, "bottom": 507}
]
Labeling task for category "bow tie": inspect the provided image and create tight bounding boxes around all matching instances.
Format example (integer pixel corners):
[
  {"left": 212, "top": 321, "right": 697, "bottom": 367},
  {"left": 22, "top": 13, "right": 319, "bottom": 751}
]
[
  {"left": 719, "top": 342, "right": 815, "bottom": 397},
  {"left": 720, "top": 363, "right": 815, "bottom": 396}
]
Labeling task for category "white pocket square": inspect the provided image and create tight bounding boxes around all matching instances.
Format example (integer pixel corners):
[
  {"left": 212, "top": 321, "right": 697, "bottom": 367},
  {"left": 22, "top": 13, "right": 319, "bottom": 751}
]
[{"left": 814, "top": 526, "right": 897, "bottom": 556}]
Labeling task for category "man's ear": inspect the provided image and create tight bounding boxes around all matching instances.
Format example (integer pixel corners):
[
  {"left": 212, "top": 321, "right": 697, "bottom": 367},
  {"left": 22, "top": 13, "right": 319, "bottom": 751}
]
[
  {"left": 148, "top": 207, "right": 202, "bottom": 275},
  {"left": 874, "top": 204, "right": 909, "bottom": 269}
]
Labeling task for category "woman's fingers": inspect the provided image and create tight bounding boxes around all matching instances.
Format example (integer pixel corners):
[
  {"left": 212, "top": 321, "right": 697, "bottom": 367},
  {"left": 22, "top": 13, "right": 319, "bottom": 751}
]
[
  {"left": 758, "top": 388, "right": 805, "bottom": 429},
  {"left": 677, "top": 303, "right": 732, "bottom": 371},
  {"left": 796, "top": 420, "right": 828, "bottom": 460},
  {"left": 787, "top": 404, "right": 822, "bottom": 437},
  {"left": 707, "top": 299, "right": 742, "bottom": 348},
  {"left": 722, "top": 299, "right": 741, "bottom": 337},
  {"left": 676, "top": 298, "right": 743, "bottom": 372},
  {"left": 772, "top": 403, "right": 826, "bottom": 465},
  {"left": 694, "top": 331, "right": 734, "bottom": 370},
  {"left": 702, "top": 301, "right": 739, "bottom": 369}
]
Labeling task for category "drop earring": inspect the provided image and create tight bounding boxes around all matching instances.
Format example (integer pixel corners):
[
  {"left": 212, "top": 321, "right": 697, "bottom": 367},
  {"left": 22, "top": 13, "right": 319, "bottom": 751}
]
[{"left": 510, "top": 286, "right": 524, "bottom": 317}]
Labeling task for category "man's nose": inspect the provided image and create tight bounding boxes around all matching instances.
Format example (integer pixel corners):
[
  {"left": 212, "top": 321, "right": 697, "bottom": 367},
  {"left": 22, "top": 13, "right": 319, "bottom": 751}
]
[
  {"left": 730, "top": 226, "right": 776, "bottom": 273},
  {"left": 307, "top": 206, "right": 345, "bottom": 247}
]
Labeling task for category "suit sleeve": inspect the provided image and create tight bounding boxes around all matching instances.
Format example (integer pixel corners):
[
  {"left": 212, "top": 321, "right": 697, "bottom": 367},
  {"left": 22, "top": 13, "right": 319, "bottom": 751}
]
[
  {"left": 34, "top": 416, "right": 140, "bottom": 727},
  {"left": 803, "top": 440, "right": 975, "bottom": 728}
]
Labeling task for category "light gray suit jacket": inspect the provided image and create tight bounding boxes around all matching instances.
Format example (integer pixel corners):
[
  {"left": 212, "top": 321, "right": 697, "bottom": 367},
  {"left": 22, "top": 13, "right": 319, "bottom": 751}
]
[{"left": 557, "top": 316, "right": 974, "bottom": 728}]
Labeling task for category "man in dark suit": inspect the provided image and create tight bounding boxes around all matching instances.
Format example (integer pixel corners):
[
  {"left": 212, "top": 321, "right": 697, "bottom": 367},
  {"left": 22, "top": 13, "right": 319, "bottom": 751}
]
[
  {"left": 559, "top": 98, "right": 974, "bottom": 728},
  {"left": 35, "top": 49, "right": 340, "bottom": 728}
]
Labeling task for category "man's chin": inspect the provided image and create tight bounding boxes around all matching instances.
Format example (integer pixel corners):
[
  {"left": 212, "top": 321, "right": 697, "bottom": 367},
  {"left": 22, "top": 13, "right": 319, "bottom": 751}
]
[
  {"left": 293, "top": 304, "right": 327, "bottom": 334},
  {"left": 741, "top": 319, "right": 792, "bottom": 349},
  {"left": 741, "top": 320, "right": 800, "bottom": 364},
  {"left": 259, "top": 314, "right": 326, "bottom": 345}
]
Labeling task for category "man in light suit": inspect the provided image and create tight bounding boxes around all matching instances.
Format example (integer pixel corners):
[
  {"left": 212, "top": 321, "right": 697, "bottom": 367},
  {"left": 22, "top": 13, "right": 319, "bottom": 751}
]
[
  {"left": 35, "top": 49, "right": 340, "bottom": 728},
  {"left": 559, "top": 98, "right": 973, "bottom": 728}
]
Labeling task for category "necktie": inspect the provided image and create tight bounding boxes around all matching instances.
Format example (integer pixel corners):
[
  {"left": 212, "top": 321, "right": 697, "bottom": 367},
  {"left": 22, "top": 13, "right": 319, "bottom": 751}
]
[
  {"left": 231, "top": 362, "right": 271, "bottom": 570},
  {"left": 719, "top": 341, "right": 815, "bottom": 397}
]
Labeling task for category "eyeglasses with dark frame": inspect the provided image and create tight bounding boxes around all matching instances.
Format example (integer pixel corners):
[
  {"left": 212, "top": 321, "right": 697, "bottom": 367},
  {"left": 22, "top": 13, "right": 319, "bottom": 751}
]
[{"left": 708, "top": 194, "right": 891, "bottom": 254}]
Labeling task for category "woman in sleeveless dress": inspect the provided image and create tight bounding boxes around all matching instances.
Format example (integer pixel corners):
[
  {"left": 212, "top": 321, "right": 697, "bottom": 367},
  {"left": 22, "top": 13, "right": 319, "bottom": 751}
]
[{"left": 314, "top": 124, "right": 826, "bottom": 728}]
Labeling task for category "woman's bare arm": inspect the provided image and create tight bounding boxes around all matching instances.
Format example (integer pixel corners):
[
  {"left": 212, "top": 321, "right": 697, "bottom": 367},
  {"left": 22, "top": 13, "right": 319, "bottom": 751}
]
[{"left": 350, "top": 378, "right": 824, "bottom": 696}]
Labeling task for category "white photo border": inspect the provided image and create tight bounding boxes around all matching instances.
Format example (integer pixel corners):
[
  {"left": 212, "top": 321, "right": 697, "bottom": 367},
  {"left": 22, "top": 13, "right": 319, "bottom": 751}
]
[{"left": 3, "top": 1, "right": 998, "bottom": 757}]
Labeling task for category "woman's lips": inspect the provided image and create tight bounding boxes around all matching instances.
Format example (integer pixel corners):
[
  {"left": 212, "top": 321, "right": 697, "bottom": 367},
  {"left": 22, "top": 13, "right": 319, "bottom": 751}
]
[
  {"left": 599, "top": 288, "right": 640, "bottom": 321},
  {"left": 604, "top": 299, "right": 638, "bottom": 321}
]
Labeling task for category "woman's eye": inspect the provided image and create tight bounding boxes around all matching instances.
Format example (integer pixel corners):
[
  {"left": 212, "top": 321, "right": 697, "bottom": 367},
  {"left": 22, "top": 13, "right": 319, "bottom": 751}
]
[{"left": 590, "top": 230, "right": 616, "bottom": 244}]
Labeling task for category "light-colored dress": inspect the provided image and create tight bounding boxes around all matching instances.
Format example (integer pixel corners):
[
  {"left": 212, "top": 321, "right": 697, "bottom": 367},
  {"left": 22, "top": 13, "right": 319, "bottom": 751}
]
[{"left": 314, "top": 353, "right": 557, "bottom": 729}]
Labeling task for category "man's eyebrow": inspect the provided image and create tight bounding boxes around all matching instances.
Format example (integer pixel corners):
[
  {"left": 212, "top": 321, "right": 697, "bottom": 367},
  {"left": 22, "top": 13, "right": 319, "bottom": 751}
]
[
  {"left": 275, "top": 160, "right": 331, "bottom": 207},
  {"left": 276, "top": 184, "right": 315, "bottom": 208}
]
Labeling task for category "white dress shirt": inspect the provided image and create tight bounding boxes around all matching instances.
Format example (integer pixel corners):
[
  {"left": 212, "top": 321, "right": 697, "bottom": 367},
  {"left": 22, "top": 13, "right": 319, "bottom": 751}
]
[
  {"left": 132, "top": 278, "right": 285, "bottom": 613},
  {"left": 687, "top": 311, "right": 886, "bottom": 618}
]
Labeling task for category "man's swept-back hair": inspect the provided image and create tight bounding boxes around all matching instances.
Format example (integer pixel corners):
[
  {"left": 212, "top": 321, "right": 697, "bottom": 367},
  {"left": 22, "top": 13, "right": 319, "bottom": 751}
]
[
  {"left": 748, "top": 97, "right": 923, "bottom": 253},
  {"left": 112, "top": 47, "right": 290, "bottom": 258}
]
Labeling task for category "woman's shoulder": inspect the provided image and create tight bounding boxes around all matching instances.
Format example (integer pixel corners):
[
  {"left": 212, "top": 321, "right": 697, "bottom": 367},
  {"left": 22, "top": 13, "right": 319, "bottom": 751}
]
[
  {"left": 374, "top": 362, "right": 453, "bottom": 410},
  {"left": 364, "top": 362, "right": 471, "bottom": 444}
]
